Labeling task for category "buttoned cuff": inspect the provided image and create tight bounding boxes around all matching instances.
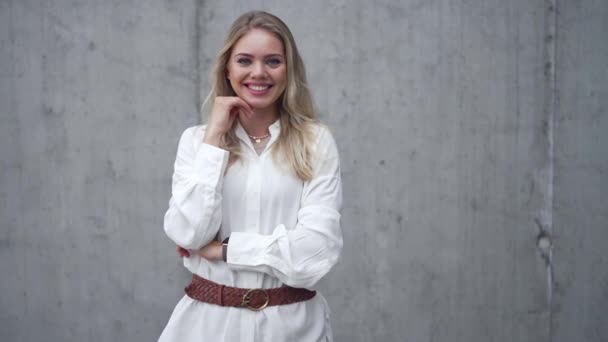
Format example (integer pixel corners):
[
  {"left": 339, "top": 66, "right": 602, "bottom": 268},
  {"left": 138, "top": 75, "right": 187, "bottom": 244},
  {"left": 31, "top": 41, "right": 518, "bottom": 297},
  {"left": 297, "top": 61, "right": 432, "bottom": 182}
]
[{"left": 226, "top": 231, "right": 274, "bottom": 266}]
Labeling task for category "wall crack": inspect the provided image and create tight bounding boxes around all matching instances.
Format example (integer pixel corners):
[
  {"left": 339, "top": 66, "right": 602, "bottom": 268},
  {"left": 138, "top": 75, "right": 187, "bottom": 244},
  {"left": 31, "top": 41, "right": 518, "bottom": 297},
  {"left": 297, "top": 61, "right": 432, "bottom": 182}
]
[{"left": 541, "top": 0, "right": 558, "bottom": 341}]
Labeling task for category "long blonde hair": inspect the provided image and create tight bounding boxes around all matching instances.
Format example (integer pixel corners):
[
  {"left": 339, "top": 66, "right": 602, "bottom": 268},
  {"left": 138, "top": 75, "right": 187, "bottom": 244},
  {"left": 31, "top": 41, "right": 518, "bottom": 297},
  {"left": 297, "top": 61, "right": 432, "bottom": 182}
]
[{"left": 202, "top": 11, "right": 317, "bottom": 181}]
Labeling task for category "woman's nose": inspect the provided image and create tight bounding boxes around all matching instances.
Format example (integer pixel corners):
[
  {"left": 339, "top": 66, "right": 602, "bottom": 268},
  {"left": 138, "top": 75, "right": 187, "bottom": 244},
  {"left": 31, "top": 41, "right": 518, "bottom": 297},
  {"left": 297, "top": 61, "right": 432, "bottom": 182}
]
[{"left": 250, "top": 62, "right": 266, "bottom": 78}]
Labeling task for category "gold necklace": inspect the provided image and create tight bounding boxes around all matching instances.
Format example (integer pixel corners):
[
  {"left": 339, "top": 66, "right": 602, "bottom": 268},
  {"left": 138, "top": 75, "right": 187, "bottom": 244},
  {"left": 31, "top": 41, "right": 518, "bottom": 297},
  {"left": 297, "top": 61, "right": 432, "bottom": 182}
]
[{"left": 248, "top": 133, "right": 270, "bottom": 144}]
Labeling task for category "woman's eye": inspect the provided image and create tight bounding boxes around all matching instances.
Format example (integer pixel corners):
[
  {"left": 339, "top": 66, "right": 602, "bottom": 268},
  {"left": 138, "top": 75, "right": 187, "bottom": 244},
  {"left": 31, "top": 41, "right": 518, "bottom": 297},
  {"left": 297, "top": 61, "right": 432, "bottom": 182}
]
[
  {"left": 237, "top": 58, "right": 251, "bottom": 65},
  {"left": 266, "top": 58, "right": 282, "bottom": 67}
]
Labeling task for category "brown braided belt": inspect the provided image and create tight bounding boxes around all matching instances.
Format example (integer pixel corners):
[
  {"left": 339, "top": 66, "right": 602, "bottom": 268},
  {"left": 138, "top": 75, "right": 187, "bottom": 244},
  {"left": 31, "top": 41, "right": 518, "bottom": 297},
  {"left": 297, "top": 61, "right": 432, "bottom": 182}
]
[{"left": 184, "top": 274, "right": 316, "bottom": 311}]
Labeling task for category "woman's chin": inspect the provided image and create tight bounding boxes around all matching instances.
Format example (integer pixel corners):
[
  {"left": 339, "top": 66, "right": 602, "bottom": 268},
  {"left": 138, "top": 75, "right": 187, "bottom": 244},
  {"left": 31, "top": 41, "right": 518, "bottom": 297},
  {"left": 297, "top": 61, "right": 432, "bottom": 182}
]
[{"left": 245, "top": 101, "right": 275, "bottom": 112}]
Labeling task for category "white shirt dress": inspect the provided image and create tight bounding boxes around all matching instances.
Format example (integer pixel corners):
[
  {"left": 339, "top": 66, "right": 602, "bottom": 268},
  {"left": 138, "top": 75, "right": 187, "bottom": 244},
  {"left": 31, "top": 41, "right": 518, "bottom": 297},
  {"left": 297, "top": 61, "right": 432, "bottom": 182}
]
[{"left": 158, "top": 120, "right": 343, "bottom": 342}]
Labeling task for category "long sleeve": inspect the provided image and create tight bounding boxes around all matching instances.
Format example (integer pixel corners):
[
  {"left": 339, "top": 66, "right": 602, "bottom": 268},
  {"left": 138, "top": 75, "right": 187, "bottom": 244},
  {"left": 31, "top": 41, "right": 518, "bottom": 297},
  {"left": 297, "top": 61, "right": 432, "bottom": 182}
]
[
  {"left": 227, "top": 128, "right": 343, "bottom": 288},
  {"left": 163, "top": 126, "right": 229, "bottom": 250}
]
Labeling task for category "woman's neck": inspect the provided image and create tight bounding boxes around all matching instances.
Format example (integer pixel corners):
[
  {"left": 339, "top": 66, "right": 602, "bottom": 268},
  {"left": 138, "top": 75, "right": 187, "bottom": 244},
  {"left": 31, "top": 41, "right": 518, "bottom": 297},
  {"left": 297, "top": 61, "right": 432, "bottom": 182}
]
[{"left": 238, "top": 106, "right": 279, "bottom": 136}]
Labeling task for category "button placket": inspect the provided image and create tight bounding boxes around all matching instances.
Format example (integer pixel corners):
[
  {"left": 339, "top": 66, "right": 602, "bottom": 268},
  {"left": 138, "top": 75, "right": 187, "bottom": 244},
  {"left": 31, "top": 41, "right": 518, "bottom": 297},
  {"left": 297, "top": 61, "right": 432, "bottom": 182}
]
[{"left": 244, "top": 157, "right": 262, "bottom": 233}]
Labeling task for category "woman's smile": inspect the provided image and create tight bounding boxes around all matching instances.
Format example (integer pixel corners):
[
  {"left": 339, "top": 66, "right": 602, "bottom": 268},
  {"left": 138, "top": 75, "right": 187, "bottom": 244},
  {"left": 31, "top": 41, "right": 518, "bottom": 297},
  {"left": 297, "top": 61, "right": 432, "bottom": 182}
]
[{"left": 245, "top": 83, "right": 273, "bottom": 94}]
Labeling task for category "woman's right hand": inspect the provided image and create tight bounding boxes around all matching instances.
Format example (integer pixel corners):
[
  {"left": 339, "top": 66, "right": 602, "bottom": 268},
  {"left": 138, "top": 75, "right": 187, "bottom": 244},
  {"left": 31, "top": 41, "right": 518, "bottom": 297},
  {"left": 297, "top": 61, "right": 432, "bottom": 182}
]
[{"left": 204, "top": 96, "right": 254, "bottom": 146}]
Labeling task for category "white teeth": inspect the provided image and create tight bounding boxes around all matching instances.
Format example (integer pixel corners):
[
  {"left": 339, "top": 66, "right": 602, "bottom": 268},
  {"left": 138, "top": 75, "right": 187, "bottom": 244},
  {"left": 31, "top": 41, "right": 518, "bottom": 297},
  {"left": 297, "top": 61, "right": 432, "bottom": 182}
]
[{"left": 248, "top": 85, "right": 269, "bottom": 91}]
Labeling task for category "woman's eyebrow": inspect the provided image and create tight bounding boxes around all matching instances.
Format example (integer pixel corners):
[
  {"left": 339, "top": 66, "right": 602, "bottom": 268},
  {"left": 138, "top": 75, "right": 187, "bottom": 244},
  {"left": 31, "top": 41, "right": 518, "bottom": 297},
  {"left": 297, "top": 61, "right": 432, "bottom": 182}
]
[
  {"left": 265, "top": 54, "right": 284, "bottom": 58},
  {"left": 234, "top": 53, "right": 284, "bottom": 58}
]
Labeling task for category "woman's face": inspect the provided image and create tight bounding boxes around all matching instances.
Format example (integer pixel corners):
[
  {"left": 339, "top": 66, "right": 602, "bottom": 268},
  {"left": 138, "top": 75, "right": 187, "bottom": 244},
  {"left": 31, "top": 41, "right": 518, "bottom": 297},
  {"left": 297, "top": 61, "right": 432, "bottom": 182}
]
[{"left": 226, "top": 28, "right": 287, "bottom": 112}]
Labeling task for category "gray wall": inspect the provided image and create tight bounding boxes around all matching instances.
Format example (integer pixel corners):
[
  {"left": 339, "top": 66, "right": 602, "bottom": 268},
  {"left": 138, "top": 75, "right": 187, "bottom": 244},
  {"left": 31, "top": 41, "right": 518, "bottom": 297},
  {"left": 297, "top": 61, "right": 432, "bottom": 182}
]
[{"left": 1, "top": 1, "right": 606, "bottom": 341}]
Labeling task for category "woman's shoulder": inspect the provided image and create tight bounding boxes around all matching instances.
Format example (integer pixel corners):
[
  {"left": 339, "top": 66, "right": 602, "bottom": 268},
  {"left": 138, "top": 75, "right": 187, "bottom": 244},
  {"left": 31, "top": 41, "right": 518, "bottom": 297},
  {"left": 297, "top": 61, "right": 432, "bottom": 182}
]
[
  {"left": 175, "top": 124, "right": 209, "bottom": 151},
  {"left": 179, "top": 124, "right": 208, "bottom": 141},
  {"left": 309, "top": 122, "right": 334, "bottom": 141},
  {"left": 181, "top": 124, "right": 207, "bottom": 138},
  {"left": 308, "top": 122, "right": 339, "bottom": 156}
]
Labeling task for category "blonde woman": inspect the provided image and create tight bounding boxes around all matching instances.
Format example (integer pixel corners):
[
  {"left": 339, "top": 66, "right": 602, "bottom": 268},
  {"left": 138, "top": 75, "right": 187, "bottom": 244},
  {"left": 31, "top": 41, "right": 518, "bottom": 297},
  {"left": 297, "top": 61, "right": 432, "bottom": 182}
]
[{"left": 158, "top": 11, "right": 343, "bottom": 342}]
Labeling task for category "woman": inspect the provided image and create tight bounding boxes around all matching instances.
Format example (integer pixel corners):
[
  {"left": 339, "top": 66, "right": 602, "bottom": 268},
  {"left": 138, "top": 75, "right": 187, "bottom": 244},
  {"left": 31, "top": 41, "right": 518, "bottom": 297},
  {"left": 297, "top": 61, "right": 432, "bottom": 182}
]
[{"left": 159, "top": 11, "right": 343, "bottom": 342}]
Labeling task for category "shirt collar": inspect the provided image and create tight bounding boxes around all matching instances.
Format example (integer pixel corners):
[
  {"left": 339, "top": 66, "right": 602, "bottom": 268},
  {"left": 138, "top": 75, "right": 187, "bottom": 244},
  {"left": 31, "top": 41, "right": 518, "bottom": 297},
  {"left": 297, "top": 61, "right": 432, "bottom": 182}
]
[
  {"left": 235, "top": 121, "right": 250, "bottom": 146},
  {"left": 268, "top": 119, "right": 281, "bottom": 137}
]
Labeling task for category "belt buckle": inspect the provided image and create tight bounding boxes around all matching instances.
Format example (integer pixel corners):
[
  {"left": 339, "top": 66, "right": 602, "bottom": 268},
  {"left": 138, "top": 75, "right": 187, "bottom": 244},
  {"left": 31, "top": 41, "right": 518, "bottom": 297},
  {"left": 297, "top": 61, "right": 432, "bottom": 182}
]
[{"left": 241, "top": 288, "right": 269, "bottom": 311}]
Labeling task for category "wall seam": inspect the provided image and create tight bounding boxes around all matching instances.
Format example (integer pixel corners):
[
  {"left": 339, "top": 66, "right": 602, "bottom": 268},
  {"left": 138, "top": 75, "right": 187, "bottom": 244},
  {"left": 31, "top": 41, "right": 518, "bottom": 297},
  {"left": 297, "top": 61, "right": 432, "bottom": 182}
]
[
  {"left": 545, "top": 0, "right": 557, "bottom": 341},
  {"left": 194, "top": 0, "right": 202, "bottom": 117}
]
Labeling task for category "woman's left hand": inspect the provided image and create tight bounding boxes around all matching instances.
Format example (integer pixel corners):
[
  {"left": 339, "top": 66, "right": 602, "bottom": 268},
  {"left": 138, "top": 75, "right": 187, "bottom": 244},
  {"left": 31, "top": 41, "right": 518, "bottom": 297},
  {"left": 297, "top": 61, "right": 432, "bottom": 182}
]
[
  {"left": 176, "top": 245, "right": 190, "bottom": 257},
  {"left": 195, "top": 240, "right": 223, "bottom": 261}
]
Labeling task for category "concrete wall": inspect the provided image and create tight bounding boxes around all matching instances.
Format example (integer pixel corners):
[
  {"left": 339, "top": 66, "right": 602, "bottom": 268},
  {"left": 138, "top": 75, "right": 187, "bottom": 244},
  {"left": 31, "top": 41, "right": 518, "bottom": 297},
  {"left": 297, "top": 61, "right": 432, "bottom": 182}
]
[{"left": 0, "top": 1, "right": 606, "bottom": 341}]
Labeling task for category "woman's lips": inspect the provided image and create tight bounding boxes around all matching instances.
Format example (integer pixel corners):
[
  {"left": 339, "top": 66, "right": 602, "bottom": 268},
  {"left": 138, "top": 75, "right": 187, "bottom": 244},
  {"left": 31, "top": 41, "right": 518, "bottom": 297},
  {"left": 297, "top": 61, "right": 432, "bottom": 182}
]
[{"left": 245, "top": 83, "right": 273, "bottom": 95}]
